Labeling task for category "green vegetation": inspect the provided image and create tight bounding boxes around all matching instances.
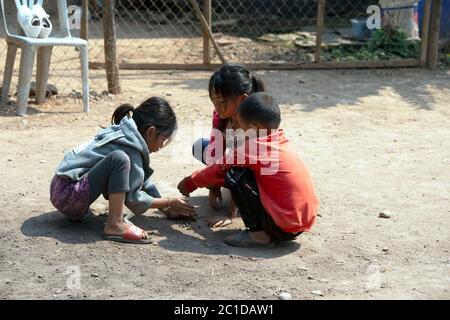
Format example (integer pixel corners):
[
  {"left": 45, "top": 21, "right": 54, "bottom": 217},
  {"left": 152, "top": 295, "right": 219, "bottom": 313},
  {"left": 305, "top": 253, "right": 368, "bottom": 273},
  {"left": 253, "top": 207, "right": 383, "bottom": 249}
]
[
  {"left": 440, "top": 52, "right": 450, "bottom": 67},
  {"left": 323, "top": 28, "right": 420, "bottom": 61}
]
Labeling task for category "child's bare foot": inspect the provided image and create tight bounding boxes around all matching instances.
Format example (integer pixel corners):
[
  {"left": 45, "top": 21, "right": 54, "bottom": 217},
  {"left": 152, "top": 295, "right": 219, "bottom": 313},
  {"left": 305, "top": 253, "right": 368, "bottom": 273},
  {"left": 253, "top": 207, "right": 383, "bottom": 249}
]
[
  {"left": 224, "top": 230, "right": 275, "bottom": 248},
  {"left": 248, "top": 230, "right": 271, "bottom": 244},
  {"left": 208, "top": 198, "right": 238, "bottom": 228}
]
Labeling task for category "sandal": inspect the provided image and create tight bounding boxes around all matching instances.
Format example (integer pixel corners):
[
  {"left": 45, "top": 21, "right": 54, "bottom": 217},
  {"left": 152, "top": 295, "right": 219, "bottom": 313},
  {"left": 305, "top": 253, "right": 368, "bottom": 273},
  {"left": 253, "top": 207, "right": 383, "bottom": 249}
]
[
  {"left": 224, "top": 230, "right": 276, "bottom": 249},
  {"left": 103, "top": 225, "right": 152, "bottom": 244}
]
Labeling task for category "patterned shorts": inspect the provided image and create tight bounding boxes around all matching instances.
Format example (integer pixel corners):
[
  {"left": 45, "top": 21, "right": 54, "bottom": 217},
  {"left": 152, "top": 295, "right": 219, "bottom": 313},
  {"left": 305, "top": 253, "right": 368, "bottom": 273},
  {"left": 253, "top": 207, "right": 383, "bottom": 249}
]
[{"left": 50, "top": 174, "right": 90, "bottom": 221}]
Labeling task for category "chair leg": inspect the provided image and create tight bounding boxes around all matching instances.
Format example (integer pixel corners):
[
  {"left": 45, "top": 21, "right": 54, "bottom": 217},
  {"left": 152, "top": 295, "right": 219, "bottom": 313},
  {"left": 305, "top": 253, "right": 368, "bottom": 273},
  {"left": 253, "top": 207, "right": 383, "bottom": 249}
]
[
  {"left": 1, "top": 43, "right": 18, "bottom": 105},
  {"left": 16, "top": 46, "right": 37, "bottom": 116},
  {"left": 79, "top": 44, "right": 90, "bottom": 113},
  {"left": 36, "top": 46, "right": 53, "bottom": 104}
]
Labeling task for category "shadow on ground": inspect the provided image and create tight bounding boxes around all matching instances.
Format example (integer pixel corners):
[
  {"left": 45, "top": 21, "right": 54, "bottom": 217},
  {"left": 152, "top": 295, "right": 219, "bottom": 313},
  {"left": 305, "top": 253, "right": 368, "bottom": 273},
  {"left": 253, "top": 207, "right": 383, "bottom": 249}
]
[
  {"left": 142, "top": 69, "right": 450, "bottom": 112},
  {"left": 21, "top": 195, "right": 300, "bottom": 259},
  {"left": 0, "top": 101, "right": 81, "bottom": 117}
]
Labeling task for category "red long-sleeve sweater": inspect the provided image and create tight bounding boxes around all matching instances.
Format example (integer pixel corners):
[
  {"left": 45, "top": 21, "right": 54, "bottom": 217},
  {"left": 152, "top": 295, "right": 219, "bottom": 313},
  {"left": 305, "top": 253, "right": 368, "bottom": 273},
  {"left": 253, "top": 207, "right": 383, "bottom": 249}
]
[{"left": 191, "top": 129, "right": 319, "bottom": 233}]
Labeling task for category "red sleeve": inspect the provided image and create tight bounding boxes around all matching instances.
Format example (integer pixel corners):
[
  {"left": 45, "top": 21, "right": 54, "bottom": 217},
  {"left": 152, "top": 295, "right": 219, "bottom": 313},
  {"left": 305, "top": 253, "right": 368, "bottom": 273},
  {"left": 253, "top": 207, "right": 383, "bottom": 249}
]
[
  {"left": 191, "top": 145, "right": 257, "bottom": 189},
  {"left": 191, "top": 136, "right": 281, "bottom": 190},
  {"left": 191, "top": 163, "right": 227, "bottom": 189}
]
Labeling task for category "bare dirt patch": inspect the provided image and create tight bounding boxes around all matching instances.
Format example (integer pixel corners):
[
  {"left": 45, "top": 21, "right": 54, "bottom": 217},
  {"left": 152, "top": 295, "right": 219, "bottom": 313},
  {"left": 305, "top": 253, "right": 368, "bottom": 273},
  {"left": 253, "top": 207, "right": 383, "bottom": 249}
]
[{"left": 0, "top": 68, "right": 449, "bottom": 299}]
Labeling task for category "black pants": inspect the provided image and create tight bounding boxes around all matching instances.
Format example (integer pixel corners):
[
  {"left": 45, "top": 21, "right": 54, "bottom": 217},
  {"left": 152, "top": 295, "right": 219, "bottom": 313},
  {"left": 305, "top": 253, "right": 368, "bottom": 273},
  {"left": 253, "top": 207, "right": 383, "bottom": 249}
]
[{"left": 224, "top": 167, "right": 301, "bottom": 242}]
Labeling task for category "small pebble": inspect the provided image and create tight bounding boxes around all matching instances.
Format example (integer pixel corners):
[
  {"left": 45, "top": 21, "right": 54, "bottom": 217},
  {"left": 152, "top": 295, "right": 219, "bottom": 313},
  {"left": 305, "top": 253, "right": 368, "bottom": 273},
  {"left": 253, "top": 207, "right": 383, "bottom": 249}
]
[
  {"left": 278, "top": 292, "right": 292, "bottom": 300},
  {"left": 310, "top": 290, "right": 324, "bottom": 296},
  {"left": 379, "top": 211, "right": 394, "bottom": 219}
]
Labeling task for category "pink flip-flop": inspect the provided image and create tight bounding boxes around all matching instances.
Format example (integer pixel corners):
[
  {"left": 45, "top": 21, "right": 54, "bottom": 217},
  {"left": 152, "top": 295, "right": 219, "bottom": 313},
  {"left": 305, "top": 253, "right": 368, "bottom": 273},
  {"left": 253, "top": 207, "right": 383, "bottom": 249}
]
[{"left": 103, "top": 225, "right": 152, "bottom": 244}]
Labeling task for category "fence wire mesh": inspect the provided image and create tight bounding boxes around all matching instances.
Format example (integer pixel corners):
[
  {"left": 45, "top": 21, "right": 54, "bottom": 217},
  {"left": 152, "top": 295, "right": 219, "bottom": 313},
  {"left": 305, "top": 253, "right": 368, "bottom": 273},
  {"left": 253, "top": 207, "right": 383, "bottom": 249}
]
[
  {"left": 0, "top": 0, "right": 449, "bottom": 97},
  {"left": 87, "top": 0, "right": 320, "bottom": 65},
  {"left": 438, "top": 2, "right": 450, "bottom": 67}
]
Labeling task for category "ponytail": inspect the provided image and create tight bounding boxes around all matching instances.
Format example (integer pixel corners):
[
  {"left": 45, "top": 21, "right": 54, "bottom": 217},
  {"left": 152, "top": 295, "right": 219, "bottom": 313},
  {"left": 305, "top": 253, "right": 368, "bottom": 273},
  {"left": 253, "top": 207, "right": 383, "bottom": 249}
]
[
  {"left": 111, "top": 103, "right": 134, "bottom": 125},
  {"left": 250, "top": 73, "right": 267, "bottom": 93},
  {"left": 111, "top": 97, "right": 178, "bottom": 144}
]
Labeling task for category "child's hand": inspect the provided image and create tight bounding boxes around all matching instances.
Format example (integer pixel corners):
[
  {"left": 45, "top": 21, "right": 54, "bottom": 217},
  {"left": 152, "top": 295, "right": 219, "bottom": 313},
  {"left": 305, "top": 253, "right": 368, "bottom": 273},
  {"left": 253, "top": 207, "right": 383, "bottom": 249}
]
[
  {"left": 208, "top": 199, "right": 237, "bottom": 228},
  {"left": 208, "top": 216, "right": 233, "bottom": 228},
  {"left": 177, "top": 177, "right": 197, "bottom": 197},
  {"left": 208, "top": 188, "right": 222, "bottom": 210},
  {"left": 168, "top": 197, "right": 196, "bottom": 220}
]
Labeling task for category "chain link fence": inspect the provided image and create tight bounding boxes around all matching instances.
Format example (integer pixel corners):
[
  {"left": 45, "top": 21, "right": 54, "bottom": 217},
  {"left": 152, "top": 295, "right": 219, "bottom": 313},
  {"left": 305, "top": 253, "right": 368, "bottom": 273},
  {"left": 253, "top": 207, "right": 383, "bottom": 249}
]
[
  {"left": 438, "top": 1, "right": 450, "bottom": 67},
  {"left": 0, "top": 0, "right": 448, "bottom": 96},
  {"left": 87, "top": 0, "right": 320, "bottom": 66},
  {"left": 87, "top": 0, "right": 441, "bottom": 67}
]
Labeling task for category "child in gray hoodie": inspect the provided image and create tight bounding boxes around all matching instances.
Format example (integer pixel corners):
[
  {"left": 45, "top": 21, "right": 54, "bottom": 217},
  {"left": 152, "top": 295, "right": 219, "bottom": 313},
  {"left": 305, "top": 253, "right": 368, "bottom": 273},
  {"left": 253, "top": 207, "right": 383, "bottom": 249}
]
[{"left": 50, "top": 97, "right": 195, "bottom": 244}]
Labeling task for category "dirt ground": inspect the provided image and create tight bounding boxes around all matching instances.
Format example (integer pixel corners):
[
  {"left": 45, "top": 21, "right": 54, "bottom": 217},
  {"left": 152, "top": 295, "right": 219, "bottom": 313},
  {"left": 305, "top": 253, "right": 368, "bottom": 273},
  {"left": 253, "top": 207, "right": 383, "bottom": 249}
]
[{"left": 0, "top": 68, "right": 449, "bottom": 300}]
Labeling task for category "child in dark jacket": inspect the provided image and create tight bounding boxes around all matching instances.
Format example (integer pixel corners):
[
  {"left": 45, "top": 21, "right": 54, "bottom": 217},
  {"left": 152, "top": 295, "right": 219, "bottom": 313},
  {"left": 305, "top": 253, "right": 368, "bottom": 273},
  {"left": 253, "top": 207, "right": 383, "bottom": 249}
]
[
  {"left": 51, "top": 97, "right": 195, "bottom": 244},
  {"left": 178, "top": 93, "right": 319, "bottom": 248}
]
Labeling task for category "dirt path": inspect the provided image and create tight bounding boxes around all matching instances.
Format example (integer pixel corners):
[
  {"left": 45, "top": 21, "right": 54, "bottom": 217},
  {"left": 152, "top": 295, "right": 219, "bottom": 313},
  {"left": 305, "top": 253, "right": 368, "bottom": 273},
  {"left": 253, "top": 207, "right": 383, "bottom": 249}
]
[{"left": 0, "top": 68, "right": 449, "bottom": 299}]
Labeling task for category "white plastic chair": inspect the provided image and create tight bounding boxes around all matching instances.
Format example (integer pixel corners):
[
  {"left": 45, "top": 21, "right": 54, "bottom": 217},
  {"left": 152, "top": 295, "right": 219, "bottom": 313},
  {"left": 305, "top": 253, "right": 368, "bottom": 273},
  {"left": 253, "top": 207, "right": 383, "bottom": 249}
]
[{"left": 1, "top": 0, "right": 89, "bottom": 115}]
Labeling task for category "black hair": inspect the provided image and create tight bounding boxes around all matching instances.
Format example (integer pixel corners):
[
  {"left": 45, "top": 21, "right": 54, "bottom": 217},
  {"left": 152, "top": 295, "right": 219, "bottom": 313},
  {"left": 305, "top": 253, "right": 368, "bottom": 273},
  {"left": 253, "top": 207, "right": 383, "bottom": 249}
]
[
  {"left": 237, "top": 92, "right": 281, "bottom": 130},
  {"left": 209, "top": 63, "right": 267, "bottom": 131},
  {"left": 111, "top": 97, "right": 177, "bottom": 143},
  {"left": 209, "top": 63, "right": 266, "bottom": 100}
]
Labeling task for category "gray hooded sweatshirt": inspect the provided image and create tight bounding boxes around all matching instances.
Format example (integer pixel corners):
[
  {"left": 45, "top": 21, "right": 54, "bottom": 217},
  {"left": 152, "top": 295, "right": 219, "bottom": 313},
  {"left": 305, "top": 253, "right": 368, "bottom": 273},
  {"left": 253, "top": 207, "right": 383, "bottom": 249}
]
[{"left": 55, "top": 117, "right": 160, "bottom": 215}]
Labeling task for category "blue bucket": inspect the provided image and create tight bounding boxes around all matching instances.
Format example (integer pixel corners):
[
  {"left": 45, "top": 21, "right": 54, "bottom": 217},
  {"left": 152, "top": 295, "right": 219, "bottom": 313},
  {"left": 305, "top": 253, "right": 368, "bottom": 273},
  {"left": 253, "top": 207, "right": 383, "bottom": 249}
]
[{"left": 351, "top": 18, "right": 372, "bottom": 39}]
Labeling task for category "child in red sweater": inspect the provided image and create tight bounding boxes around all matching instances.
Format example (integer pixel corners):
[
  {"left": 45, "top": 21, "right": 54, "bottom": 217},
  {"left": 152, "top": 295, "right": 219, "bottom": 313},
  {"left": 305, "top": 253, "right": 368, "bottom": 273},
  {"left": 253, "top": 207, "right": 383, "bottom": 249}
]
[{"left": 178, "top": 93, "right": 319, "bottom": 248}]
